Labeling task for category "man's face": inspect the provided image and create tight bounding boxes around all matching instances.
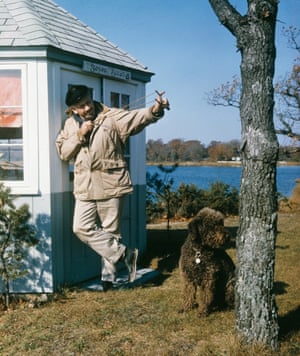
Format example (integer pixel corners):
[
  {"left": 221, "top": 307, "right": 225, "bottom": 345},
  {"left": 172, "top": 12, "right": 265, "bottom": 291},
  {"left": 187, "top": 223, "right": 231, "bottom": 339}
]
[{"left": 72, "top": 94, "right": 95, "bottom": 121}]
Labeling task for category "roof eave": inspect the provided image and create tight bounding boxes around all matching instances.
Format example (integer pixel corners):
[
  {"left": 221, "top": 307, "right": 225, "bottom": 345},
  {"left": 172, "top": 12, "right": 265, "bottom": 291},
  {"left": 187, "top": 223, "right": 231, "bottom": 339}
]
[{"left": 0, "top": 45, "right": 155, "bottom": 83}]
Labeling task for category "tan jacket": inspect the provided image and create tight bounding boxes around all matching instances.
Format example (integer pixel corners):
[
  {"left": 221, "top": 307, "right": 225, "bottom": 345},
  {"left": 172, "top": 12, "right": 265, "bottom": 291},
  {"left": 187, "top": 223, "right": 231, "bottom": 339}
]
[{"left": 56, "top": 103, "right": 162, "bottom": 200}]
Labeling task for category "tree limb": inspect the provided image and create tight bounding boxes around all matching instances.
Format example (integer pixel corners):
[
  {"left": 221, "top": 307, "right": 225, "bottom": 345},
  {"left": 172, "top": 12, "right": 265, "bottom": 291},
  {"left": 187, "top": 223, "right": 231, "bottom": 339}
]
[{"left": 208, "top": 0, "right": 243, "bottom": 37}]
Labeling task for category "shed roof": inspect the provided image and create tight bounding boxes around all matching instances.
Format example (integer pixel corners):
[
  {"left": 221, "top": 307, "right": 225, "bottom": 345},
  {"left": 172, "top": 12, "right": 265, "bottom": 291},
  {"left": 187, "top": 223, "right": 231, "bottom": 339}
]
[{"left": 0, "top": 0, "right": 150, "bottom": 73}]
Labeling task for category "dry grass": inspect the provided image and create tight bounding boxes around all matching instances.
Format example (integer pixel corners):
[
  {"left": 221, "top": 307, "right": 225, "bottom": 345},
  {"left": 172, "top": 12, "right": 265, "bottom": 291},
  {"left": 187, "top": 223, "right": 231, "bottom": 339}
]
[
  {"left": 0, "top": 211, "right": 299, "bottom": 355},
  {"left": 291, "top": 179, "right": 300, "bottom": 205},
  {"left": 279, "top": 179, "right": 300, "bottom": 212}
]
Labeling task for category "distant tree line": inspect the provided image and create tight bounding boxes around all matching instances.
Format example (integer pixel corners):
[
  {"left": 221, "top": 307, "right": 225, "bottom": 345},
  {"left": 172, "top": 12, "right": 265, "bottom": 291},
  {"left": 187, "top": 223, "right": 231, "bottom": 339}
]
[{"left": 146, "top": 138, "right": 299, "bottom": 163}]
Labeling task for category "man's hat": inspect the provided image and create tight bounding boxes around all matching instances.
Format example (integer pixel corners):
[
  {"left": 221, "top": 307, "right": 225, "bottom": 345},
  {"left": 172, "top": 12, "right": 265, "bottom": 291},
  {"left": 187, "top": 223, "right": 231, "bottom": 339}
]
[{"left": 65, "top": 85, "right": 90, "bottom": 106}]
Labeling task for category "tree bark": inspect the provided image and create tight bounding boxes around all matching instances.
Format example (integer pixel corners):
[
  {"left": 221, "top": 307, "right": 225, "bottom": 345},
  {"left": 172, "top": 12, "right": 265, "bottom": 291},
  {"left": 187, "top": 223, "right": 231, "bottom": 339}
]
[{"left": 208, "top": 0, "right": 279, "bottom": 350}]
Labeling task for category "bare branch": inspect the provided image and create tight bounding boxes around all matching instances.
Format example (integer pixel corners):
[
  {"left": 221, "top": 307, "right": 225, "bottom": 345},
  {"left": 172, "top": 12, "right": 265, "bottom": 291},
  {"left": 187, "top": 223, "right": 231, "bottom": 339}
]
[{"left": 208, "top": 0, "right": 243, "bottom": 37}]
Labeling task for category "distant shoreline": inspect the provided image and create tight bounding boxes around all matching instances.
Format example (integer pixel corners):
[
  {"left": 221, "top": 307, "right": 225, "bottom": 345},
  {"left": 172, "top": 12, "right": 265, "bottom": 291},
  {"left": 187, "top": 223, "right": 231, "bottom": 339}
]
[{"left": 146, "top": 161, "right": 300, "bottom": 167}]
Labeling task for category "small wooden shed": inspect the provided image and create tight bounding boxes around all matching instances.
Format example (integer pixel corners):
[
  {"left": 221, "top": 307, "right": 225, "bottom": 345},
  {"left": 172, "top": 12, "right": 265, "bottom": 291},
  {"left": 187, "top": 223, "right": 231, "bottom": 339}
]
[{"left": 0, "top": 0, "right": 154, "bottom": 292}]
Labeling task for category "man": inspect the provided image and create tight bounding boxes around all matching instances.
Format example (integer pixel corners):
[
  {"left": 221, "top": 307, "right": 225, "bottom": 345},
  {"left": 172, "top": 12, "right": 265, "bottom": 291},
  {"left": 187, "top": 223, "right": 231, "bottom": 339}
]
[{"left": 56, "top": 85, "right": 169, "bottom": 291}]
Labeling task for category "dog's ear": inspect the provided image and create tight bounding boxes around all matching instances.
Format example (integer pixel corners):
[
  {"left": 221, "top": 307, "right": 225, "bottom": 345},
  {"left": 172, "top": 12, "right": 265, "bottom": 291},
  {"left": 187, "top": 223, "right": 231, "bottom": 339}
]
[{"left": 188, "top": 216, "right": 202, "bottom": 241}]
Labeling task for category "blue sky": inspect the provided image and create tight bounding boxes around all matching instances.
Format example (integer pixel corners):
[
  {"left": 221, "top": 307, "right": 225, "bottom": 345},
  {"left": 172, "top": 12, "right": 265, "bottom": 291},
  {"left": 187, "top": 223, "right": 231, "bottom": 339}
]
[{"left": 55, "top": 0, "right": 299, "bottom": 145}]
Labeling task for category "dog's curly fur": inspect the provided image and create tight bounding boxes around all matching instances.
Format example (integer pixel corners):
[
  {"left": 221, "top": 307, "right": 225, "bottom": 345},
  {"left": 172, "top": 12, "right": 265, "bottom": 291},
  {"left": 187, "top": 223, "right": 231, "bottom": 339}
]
[{"left": 179, "top": 207, "right": 235, "bottom": 317}]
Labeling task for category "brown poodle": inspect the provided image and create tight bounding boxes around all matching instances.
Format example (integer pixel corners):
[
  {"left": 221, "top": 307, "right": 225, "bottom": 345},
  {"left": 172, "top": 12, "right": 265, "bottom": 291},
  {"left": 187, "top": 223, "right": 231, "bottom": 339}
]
[{"left": 179, "top": 207, "right": 235, "bottom": 317}]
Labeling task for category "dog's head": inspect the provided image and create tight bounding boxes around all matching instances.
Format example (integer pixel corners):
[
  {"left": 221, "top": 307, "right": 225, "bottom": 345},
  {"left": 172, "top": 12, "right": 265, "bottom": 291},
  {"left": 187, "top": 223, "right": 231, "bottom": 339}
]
[{"left": 188, "top": 207, "right": 229, "bottom": 248}]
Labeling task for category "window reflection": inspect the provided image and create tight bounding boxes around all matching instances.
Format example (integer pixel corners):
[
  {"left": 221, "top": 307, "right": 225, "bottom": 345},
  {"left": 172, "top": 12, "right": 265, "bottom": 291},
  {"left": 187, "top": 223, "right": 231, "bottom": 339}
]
[{"left": 0, "top": 69, "right": 23, "bottom": 180}]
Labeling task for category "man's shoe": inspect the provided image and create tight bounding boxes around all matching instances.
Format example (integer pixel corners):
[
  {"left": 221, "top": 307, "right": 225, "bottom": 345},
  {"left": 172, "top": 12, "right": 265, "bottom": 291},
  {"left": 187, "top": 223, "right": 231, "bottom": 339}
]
[
  {"left": 124, "top": 248, "right": 138, "bottom": 282},
  {"left": 102, "top": 281, "right": 114, "bottom": 292}
]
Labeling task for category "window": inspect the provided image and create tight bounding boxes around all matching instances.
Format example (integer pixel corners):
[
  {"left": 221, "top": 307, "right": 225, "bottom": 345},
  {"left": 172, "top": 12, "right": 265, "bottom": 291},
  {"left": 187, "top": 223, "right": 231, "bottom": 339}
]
[
  {"left": 0, "top": 63, "right": 38, "bottom": 195},
  {"left": 110, "top": 92, "right": 130, "bottom": 109},
  {"left": 110, "top": 91, "right": 130, "bottom": 157},
  {"left": 0, "top": 69, "right": 23, "bottom": 181}
]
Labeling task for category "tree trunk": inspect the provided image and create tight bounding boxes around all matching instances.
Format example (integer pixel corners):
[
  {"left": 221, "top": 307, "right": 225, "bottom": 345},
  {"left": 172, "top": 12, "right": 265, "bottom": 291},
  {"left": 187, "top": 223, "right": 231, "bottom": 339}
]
[{"left": 208, "top": 0, "right": 279, "bottom": 350}]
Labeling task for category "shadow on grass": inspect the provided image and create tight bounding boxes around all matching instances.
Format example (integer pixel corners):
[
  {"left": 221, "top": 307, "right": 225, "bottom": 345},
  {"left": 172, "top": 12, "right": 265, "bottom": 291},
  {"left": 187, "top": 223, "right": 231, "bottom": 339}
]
[
  {"left": 274, "top": 281, "right": 289, "bottom": 295},
  {"left": 141, "top": 229, "right": 187, "bottom": 274},
  {"left": 279, "top": 305, "right": 300, "bottom": 339}
]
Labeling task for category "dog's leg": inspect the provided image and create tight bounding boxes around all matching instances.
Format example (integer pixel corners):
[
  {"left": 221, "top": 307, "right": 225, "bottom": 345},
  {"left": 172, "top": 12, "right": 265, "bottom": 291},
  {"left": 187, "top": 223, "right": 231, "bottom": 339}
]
[
  {"left": 179, "top": 277, "right": 198, "bottom": 313},
  {"left": 198, "top": 278, "right": 215, "bottom": 317},
  {"left": 225, "top": 276, "right": 235, "bottom": 308}
]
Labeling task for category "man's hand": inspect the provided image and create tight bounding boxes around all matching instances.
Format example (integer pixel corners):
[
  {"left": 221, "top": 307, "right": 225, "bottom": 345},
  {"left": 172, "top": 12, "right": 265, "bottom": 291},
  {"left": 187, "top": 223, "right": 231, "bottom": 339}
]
[
  {"left": 80, "top": 120, "right": 94, "bottom": 136},
  {"left": 153, "top": 90, "right": 170, "bottom": 115}
]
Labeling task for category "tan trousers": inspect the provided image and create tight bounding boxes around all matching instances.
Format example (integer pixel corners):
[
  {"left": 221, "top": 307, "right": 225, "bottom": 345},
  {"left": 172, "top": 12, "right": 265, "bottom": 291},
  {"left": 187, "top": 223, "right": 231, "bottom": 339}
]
[{"left": 73, "top": 197, "right": 126, "bottom": 282}]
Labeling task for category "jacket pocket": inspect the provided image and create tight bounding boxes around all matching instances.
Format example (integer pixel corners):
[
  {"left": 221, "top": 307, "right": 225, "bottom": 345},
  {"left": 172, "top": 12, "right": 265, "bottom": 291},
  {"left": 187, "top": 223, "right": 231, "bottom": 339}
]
[
  {"left": 74, "top": 160, "right": 88, "bottom": 193},
  {"left": 101, "top": 168, "right": 131, "bottom": 190}
]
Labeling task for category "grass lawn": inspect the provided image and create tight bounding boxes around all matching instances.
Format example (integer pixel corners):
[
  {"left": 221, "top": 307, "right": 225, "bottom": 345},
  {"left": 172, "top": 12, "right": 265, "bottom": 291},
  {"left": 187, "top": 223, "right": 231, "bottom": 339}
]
[{"left": 0, "top": 211, "right": 299, "bottom": 355}]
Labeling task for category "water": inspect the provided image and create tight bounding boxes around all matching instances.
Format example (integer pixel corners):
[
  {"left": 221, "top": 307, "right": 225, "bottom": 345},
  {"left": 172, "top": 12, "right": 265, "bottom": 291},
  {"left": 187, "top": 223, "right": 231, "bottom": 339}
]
[{"left": 146, "top": 165, "right": 300, "bottom": 197}]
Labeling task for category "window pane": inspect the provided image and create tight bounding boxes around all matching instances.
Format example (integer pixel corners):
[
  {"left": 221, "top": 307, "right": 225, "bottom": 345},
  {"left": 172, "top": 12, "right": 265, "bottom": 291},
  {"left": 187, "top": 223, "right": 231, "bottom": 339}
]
[
  {"left": 0, "top": 69, "right": 23, "bottom": 181},
  {"left": 110, "top": 92, "right": 119, "bottom": 108},
  {"left": 121, "top": 94, "right": 130, "bottom": 109},
  {"left": 109, "top": 91, "right": 131, "bottom": 156}
]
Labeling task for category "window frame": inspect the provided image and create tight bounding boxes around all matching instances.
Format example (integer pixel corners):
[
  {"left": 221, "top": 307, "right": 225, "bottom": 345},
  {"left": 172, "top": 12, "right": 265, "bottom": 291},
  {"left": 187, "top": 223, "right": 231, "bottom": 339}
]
[
  {"left": 0, "top": 63, "right": 39, "bottom": 195},
  {"left": 109, "top": 91, "right": 131, "bottom": 158}
]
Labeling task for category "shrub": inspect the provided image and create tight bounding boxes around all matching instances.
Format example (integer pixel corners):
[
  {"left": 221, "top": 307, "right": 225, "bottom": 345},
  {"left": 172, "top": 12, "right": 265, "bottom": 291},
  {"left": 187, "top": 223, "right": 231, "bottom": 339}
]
[
  {"left": 146, "top": 178, "right": 240, "bottom": 223},
  {"left": 201, "top": 181, "right": 239, "bottom": 216},
  {"left": 0, "top": 183, "right": 37, "bottom": 308},
  {"left": 174, "top": 183, "right": 205, "bottom": 218},
  {"left": 146, "top": 164, "right": 178, "bottom": 228}
]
